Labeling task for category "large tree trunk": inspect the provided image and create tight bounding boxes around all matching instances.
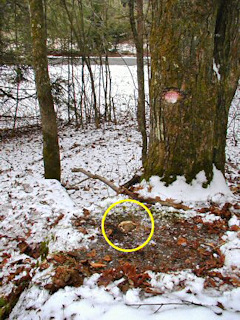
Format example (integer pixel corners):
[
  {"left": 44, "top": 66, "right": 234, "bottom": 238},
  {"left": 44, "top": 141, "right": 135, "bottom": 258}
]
[
  {"left": 144, "top": 0, "right": 239, "bottom": 185},
  {"left": 29, "top": 0, "right": 61, "bottom": 181}
]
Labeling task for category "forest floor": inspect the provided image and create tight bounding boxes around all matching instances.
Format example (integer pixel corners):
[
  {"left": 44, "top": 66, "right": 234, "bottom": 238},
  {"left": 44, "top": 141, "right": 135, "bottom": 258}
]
[{"left": 0, "top": 68, "right": 240, "bottom": 318}]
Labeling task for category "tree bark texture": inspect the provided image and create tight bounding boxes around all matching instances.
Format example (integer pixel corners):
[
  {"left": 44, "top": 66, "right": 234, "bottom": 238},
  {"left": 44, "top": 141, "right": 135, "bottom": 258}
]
[
  {"left": 144, "top": 0, "right": 240, "bottom": 185},
  {"left": 129, "top": 0, "right": 147, "bottom": 164},
  {"left": 29, "top": 0, "right": 61, "bottom": 181}
]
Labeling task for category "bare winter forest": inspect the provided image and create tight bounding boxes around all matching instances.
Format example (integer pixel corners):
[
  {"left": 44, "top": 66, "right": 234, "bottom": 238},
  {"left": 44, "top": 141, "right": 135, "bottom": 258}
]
[{"left": 0, "top": 1, "right": 240, "bottom": 319}]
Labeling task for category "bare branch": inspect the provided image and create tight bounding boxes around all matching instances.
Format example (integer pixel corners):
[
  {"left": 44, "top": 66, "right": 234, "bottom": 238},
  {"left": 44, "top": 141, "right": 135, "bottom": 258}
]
[
  {"left": 72, "top": 167, "right": 120, "bottom": 193},
  {"left": 126, "top": 300, "right": 224, "bottom": 316},
  {"left": 71, "top": 167, "right": 190, "bottom": 210}
]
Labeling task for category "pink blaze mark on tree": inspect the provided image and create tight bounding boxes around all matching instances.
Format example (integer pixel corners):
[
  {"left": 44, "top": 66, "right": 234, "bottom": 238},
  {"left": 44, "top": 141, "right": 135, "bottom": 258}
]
[{"left": 164, "top": 90, "right": 181, "bottom": 104}]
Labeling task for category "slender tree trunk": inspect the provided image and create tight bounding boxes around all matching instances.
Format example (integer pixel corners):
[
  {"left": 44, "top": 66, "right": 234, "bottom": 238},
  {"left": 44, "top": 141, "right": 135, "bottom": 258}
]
[
  {"left": 28, "top": 0, "right": 61, "bottom": 181},
  {"left": 62, "top": 0, "right": 100, "bottom": 128},
  {"left": 144, "top": 0, "right": 239, "bottom": 185},
  {"left": 129, "top": 0, "right": 147, "bottom": 164}
]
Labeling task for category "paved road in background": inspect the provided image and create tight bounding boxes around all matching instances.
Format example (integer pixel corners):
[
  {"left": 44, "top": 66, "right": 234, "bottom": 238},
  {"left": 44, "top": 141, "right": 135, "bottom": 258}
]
[{"left": 48, "top": 56, "right": 149, "bottom": 66}]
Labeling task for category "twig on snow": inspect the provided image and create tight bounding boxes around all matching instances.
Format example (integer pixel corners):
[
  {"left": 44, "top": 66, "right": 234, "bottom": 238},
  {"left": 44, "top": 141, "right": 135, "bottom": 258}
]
[
  {"left": 126, "top": 300, "right": 224, "bottom": 315},
  {"left": 71, "top": 167, "right": 190, "bottom": 210},
  {"left": 71, "top": 167, "right": 119, "bottom": 193}
]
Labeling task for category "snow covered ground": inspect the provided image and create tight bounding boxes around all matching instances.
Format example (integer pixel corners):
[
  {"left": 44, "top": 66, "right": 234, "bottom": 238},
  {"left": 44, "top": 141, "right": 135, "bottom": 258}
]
[
  {"left": 0, "top": 66, "right": 239, "bottom": 319},
  {"left": 0, "top": 61, "right": 144, "bottom": 130}
]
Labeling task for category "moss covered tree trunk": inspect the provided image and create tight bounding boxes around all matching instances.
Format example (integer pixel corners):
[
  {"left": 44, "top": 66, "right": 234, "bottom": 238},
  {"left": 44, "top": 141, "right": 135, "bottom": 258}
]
[
  {"left": 29, "top": 0, "right": 61, "bottom": 181},
  {"left": 129, "top": 0, "right": 147, "bottom": 164},
  {"left": 144, "top": 0, "right": 239, "bottom": 185}
]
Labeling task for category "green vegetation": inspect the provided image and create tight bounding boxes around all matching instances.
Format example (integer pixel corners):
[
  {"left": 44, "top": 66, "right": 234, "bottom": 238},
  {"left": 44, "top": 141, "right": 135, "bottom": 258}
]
[
  {"left": 40, "top": 240, "right": 49, "bottom": 261},
  {"left": 0, "top": 0, "right": 132, "bottom": 64}
]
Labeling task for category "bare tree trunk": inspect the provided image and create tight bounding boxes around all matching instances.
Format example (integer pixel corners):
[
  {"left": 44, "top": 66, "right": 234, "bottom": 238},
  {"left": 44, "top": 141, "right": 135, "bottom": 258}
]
[
  {"left": 28, "top": 0, "right": 61, "bottom": 181},
  {"left": 129, "top": 0, "right": 147, "bottom": 164},
  {"left": 144, "top": 0, "right": 239, "bottom": 185},
  {"left": 61, "top": 0, "right": 100, "bottom": 128}
]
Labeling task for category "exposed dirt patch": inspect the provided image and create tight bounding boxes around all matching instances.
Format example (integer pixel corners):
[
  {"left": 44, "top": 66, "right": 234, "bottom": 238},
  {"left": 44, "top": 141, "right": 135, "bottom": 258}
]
[
  {"left": 30, "top": 203, "right": 239, "bottom": 296},
  {"left": 71, "top": 209, "right": 225, "bottom": 273},
  {"left": 45, "top": 205, "right": 237, "bottom": 294}
]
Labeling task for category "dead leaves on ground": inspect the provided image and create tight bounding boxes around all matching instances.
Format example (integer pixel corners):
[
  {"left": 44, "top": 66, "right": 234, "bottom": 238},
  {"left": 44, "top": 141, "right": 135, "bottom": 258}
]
[
  {"left": 193, "top": 247, "right": 225, "bottom": 277},
  {"left": 3, "top": 202, "right": 239, "bottom": 304},
  {"left": 98, "top": 262, "right": 151, "bottom": 293},
  {"left": 103, "top": 255, "right": 112, "bottom": 262},
  {"left": 72, "top": 211, "right": 98, "bottom": 236},
  {"left": 177, "top": 237, "right": 188, "bottom": 246},
  {"left": 192, "top": 216, "right": 228, "bottom": 234},
  {"left": 197, "top": 203, "right": 233, "bottom": 221},
  {"left": 44, "top": 251, "right": 110, "bottom": 292},
  {"left": 17, "top": 241, "right": 42, "bottom": 259},
  {"left": 0, "top": 257, "right": 35, "bottom": 319},
  {"left": 45, "top": 266, "right": 83, "bottom": 293},
  {"left": 90, "top": 262, "right": 107, "bottom": 268},
  {"left": 204, "top": 271, "right": 240, "bottom": 289},
  {"left": 49, "top": 213, "right": 64, "bottom": 228},
  {"left": 41, "top": 251, "right": 151, "bottom": 294}
]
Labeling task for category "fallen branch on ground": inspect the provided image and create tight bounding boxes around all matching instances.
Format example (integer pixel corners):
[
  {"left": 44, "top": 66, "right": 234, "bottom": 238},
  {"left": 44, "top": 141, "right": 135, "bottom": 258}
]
[
  {"left": 71, "top": 167, "right": 190, "bottom": 210},
  {"left": 72, "top": 167, "right": 119, "bottom": 193},
  {"left": 126, "top": 300, "right": 224, "bottom": 315}
]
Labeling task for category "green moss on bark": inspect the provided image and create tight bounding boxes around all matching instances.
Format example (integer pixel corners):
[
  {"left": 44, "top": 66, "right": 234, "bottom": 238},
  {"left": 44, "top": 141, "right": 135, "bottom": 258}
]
[
  {"left": 29, "top": 0, "right": 61, "bottom": 181},
  {"left": 144, "top": 0, "right": 239, "bottom": 186}
]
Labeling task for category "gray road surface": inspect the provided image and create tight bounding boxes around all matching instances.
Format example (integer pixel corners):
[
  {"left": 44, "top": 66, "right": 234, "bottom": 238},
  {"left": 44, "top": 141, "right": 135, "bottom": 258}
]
[{"left": 48, "top": 56, "right": 149, "bottom": 66}]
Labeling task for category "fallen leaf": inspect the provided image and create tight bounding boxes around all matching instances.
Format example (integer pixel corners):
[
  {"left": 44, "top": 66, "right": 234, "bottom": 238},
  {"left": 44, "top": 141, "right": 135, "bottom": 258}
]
[
  {"left": 106, "top": 228, "right": 113, "bottom": 236},
  {"left": 231, "top": 277, "right": 240, "bottom": 287},
  {"left": 177, "top": 237, "right": 187, "bottom": 246},
  {"left": 90, "top": 262, "right": 106, "bottom": 268},
  {"left": 17, "top": 241, "right": 29, "bottom": 254},
  {"left": 230, "top": 225, "right": 239, "bottom": 231},
  {"left": 144, "top": 287, "right": 163, "bottom": 295},
  {"left": 50, "top": 213, "right": 64, "bottom": 228},
  {"left": 87, "top": 249, "right": 96, "bottom": 258},
  {"left": 217, "top": 302, "right": 225, "bottom": 310},
  {"left": 79, "top": 259, "right": 88, "bottom": 265},
  {"left": 121, "top": 262, "right": 136, "bottom": 277},
  {"left": 103, "top": 255, "right": 112, "bottom": 262},
  {"left": 98, "top": 268, "right": 122, "bottom": 287},
  {"left": 39, "top": 262, "right": 50, "bottom": 271},
  {"left": 46, "top": 266, "right": 83, "bottom": 293},
  {"left": 197, "top": 208, "right": 209, "bottom": 213},
  {"left": 78, "top": 227, "right": 88, "bottom": 235},
  {"left": 67, "top": 251, "right": 79, "bottom": 258},
  {"left": 17, "top": 241, "right": 41, "bottom": 259},
  {"left": 83, "top": 208, "right": 90, "bottom": 217},
  {"left": 204, "top": 277, "right": 217, "bottom": 288},
  {"left": 51, "top": 254, "right": 67, "bottom": 264},
  {"left": 147, "top": 185, "right": 153, "bottom": 192},
  {"left": 117, "top": 279, "right": 129, "bottom": 293}
]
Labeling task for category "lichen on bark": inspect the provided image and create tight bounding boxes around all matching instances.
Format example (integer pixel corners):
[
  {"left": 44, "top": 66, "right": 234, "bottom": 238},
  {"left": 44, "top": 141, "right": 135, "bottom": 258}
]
[{"left": 29, "top": 0, "right": 61, "bottom": 181}]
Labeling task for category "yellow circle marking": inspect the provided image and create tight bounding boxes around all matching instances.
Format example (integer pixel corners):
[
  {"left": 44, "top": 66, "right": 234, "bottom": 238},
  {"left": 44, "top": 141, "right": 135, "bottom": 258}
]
[{"left": 101, "top": 199, "right": 154, "bottom": 252}]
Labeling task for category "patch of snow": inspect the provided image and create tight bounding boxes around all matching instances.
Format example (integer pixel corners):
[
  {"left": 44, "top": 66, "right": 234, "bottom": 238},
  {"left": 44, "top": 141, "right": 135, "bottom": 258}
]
[
  {"left": 221, "top": 232, "right": 240, "bottom": 267},
  {"left": 0, "top": 65, "right": 239, "bottom": 319},
  {"left": 10, "top": 272, "right": 240, "bottom": 320},
  {"left": 116, "top": 41, "right": 136, "bottom": 55},
  {"left": 213, "top": 58, "right": 221, "bottom": 81},
  {"left": 137, "top": 166, "right": 233, "bottom": 204}
]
